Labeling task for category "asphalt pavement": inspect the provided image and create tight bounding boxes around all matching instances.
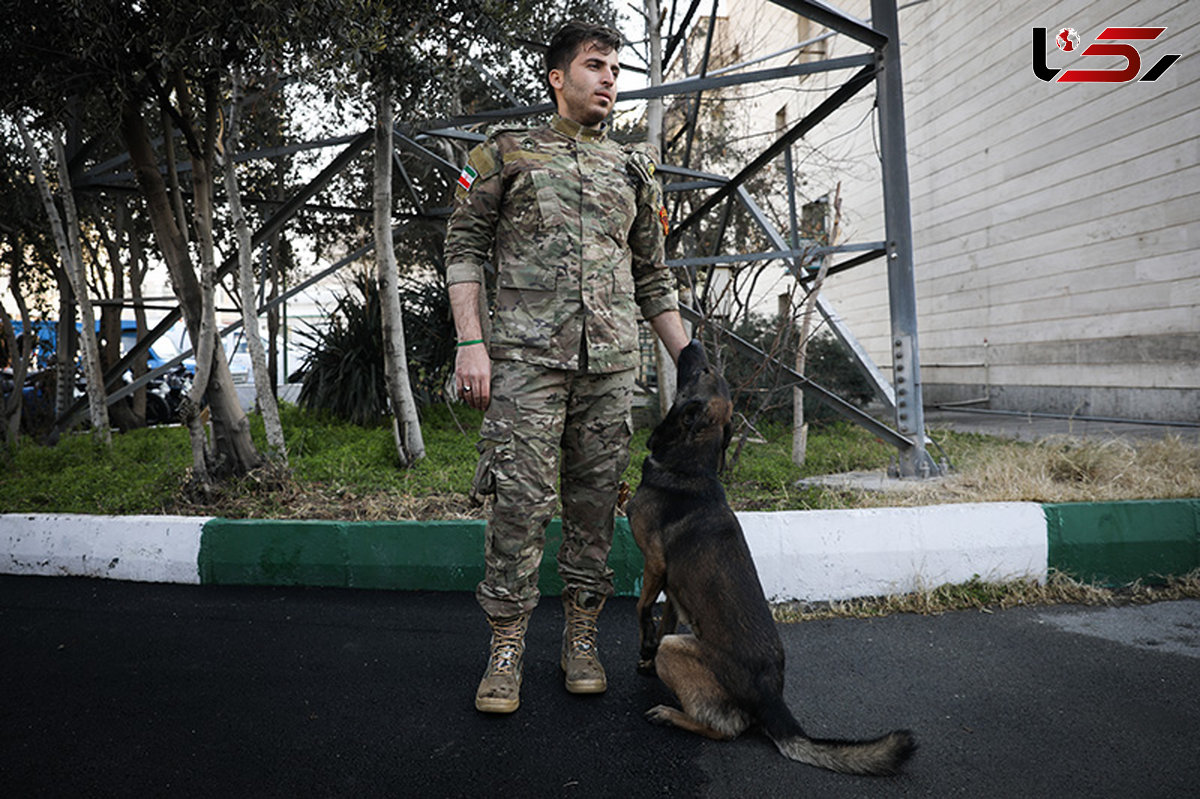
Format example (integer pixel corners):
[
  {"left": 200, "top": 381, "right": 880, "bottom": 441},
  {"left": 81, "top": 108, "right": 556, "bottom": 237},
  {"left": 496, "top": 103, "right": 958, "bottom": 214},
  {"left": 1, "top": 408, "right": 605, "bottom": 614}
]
[{"left": 3, "top": 575, "right": 1199, "bottom": 798}]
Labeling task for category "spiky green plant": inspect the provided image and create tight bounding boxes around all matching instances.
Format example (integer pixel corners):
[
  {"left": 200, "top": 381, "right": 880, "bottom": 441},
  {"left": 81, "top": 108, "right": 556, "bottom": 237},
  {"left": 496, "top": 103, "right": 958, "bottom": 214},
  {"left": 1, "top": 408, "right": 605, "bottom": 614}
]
[
  {"left": 294, "top": 271, "right": 454, "bottom": 425},
  {"left": 296, "top": 273, "right": 391, "bottom": 425}
]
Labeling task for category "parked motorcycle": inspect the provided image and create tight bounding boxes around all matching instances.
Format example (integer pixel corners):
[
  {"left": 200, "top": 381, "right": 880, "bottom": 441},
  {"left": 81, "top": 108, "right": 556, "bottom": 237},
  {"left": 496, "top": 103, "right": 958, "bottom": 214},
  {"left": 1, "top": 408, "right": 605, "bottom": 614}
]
[{"left": 145, "top": 365, "right": 193, "bottom": 425}]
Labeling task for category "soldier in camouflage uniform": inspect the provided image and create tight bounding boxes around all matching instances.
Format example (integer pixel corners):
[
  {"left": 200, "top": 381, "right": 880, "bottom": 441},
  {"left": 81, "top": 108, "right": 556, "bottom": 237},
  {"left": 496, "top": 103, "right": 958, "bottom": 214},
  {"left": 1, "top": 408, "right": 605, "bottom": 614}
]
[{"left": 444, "top": 21, "right": 689, "bottom": 714}]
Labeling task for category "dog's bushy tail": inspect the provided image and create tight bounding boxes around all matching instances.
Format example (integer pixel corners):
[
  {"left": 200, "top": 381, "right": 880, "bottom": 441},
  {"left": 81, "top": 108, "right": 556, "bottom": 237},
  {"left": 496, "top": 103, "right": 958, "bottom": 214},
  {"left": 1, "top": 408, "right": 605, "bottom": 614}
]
[{"left": 761, "top": 699, "right": 915, "bottom": 776}]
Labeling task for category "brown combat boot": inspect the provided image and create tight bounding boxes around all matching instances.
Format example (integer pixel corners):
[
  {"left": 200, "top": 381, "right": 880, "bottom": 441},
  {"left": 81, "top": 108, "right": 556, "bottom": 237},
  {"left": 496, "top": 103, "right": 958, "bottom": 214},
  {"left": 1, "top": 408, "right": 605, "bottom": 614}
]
[
  {"left": 475, "top": 613, "right": 529, "bottom": 714},
  {"left": 561, "top": 588, "right": 607, "bottom": 694}
]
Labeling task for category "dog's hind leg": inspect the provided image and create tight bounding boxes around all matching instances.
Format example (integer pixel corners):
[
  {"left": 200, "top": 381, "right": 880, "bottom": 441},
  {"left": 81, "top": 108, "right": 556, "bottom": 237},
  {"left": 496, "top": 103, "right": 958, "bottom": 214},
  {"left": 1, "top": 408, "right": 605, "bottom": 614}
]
[{"left": 646, "top": 634, "right": 751, "bottom": 741}]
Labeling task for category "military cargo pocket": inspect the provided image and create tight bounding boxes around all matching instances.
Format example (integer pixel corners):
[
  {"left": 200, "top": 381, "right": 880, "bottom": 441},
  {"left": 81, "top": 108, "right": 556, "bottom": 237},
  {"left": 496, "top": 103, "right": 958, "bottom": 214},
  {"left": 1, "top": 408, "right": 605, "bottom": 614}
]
[
  {"left": 532, "top": 171, "right": 565, "bottom": 228},
  {"left": 498, "top": 266, "right": 556, "bottom": 291},
  {"left": 470, "top": 417, "right": 513, "bottom": 504}
]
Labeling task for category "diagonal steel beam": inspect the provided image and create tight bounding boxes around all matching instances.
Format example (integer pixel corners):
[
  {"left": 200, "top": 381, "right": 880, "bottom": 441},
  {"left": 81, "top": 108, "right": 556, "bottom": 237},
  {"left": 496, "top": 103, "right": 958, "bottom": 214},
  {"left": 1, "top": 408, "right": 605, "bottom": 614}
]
[
  {"left": 679, "top": 304, "right": 913, "bottom": 449},
  {"left": 393, "top": 152, "right": 424, "bottom": 216},
  {"left": 678, "top": 0, "right": 722, "bottom": 174},
  {"left": 667, "top": 62, "right": 876, "bottom": 246},
  {"left": 54, "top": 130, "right": 373, "bottom": 433},
  {"left": 417, "top": 56, "right": 874, "bottom": 130},
  {"left": 666, "top": 240, "right": 884, "bottom": 268},
  {"left": 768, "top": 0, "right": 886, "bottom": 48},
  {"left": 394, "top": 130, "right": 459, "bottom": 176},
  {"left": 80, "top": 133, "right": 364, "bottom": 186},
  {"left": 734, "top": 187, "right": 896, "bottom": 412},
  {"left": 663, "top": 0, "right": 704, "bottom": 71}
]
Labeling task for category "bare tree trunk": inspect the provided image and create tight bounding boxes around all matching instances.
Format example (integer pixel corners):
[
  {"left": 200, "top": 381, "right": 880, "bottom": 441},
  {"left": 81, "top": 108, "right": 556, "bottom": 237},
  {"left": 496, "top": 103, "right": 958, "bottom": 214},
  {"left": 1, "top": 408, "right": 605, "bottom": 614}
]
[
  {"left": 17, "top": 118, "right": 111, "bottom": 444},
  {"left": 374, "top": 77, "right": 425, "bottom": 467},
  {"left": 96, "top": 203, "right": 141, "bottom": 431},
  {"left": 127, "top": 210, "right": 149, "bottom": 422},
  {"left": 120, "top": 92, "right": 261, "bottom": 482},
  {"left": 645, "top": 0, "right": 678, "bottom": 419},
  {"left": 163, "top": 108, "right": 190, "bottom": 245},
  {"left": 52, "top": 269, "right": 75, "bottom": 418},
  {"left": 225, "top": 65, "right": 287, "bottom": 464},
  {"left": 792, "top": 184, "right": 840, "bottom": 466},
  {"left": 190, "top": 75, "right": 263, "bottom": 480},
  {"left": 186, "top": 93, "right": 222, "bottom": 485},
  {"left": 52, "top": 132, "right": 111, "bottom": 443},
  {"left": 1, "top": 270, "right": 34, "bottom": 448},
  {"left": 645, "top": 0, "right": 664, "bottom": 155},
  {"left": 266, "top": 222, "right": 282, "bottom": 395},
  {"left": 182, "top": 232, "right": 217, "bottom": 488}
]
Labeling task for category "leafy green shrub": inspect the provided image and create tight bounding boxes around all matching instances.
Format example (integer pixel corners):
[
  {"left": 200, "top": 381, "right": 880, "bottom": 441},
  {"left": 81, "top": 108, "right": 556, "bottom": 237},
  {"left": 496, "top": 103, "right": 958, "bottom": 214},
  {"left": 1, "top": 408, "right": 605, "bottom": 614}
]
[{"left": 0, "top": 424, "right": 190, "bottom": 514}]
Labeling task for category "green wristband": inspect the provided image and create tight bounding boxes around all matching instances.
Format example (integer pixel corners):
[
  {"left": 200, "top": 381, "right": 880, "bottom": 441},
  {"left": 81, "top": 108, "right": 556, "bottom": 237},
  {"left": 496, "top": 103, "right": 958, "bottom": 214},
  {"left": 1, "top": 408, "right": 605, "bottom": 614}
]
[{"left": 456, "top": 339, "right": 484, "bottom": 348}]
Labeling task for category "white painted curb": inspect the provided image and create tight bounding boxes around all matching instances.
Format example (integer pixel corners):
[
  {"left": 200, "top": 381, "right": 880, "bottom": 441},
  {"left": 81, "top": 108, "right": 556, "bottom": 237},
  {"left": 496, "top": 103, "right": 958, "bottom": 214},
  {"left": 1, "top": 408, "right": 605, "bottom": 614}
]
[
  {"left": 1, "top": 503, "right": 1051, "bottom": 601},
  {"left": 0, "top": 514, "right": 211, "bottom": 585},
  {"left": 740, "top": 502, "right": 1049, "bottom": 602}
]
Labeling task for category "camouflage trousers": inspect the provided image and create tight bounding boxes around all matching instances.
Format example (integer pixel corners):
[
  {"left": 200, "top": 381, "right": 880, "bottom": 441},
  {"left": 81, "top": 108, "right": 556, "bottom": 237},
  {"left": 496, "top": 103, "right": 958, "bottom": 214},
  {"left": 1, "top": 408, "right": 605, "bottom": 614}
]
[{"left": 472, "top": 359, "right": 634, "bottom": 619}]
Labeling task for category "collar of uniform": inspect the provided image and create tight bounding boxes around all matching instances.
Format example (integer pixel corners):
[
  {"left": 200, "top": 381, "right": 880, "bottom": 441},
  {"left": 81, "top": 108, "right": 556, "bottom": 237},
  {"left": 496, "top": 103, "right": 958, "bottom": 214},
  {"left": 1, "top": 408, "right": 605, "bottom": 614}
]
[{"left": 550, "top": 114, "right": 607, "bottom": 143}]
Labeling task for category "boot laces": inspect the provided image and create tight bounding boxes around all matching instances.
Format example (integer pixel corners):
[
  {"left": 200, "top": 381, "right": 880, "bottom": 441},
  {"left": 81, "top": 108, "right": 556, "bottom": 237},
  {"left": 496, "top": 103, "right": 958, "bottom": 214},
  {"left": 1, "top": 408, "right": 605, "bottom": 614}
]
[
  {"left": 489, "top": 618, "right": 525, "bottom": 676},
  {"left": 567, "top": 602, "right": 601, "bottom": 658}
]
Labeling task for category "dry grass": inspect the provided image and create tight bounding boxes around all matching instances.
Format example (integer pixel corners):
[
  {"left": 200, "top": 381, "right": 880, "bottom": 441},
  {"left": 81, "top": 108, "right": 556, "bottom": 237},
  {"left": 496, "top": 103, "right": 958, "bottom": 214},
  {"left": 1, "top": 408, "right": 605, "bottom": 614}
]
[
  {"left": 164, "top": 465, "right": 488, "bottom": 521},
  {"left": 772, "top": 569, "right": 1200, "bottom": 622},
  {"left": 837, "top": 432, "right": 1200, "bottom": 508}
]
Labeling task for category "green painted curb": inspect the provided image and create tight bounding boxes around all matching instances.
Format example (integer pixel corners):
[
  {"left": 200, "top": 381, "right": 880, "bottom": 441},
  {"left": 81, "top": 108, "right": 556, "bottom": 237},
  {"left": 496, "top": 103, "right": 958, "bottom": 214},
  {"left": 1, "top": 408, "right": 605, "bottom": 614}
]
[
  {"left": 195, "top": 499, "right": 1200, "bottom": 595},
  {"left": 199, "top": 517, "right": 645, "bottom": 596},
  {"left": 1046, "top": 499, "right": 1200, "bottom": 585}
]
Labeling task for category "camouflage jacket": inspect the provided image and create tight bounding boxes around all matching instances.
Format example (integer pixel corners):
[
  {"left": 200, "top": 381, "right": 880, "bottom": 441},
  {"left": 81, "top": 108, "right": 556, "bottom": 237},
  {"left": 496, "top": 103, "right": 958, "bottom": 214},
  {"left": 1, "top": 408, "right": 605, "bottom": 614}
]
[{"left": 444, "top": 114, "right": 678, "bottom": 373}]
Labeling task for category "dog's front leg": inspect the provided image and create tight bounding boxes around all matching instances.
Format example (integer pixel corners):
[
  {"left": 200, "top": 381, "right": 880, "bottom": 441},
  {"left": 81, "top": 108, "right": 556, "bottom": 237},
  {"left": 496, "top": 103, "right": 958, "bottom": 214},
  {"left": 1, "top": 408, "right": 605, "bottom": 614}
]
[
  {"left": 659, "top": 595, "right": 679, "bottom": 638},
  {"left": 636, "top": 568, "right": 666, "bottom": 675}
]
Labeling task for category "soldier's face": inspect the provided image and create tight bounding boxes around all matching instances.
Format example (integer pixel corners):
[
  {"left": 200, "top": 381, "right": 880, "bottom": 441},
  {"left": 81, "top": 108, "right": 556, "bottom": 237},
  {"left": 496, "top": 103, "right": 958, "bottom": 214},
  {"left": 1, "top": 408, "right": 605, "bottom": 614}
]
[{"left": 550, "top": 42, "right": 620, "bottom": 127}]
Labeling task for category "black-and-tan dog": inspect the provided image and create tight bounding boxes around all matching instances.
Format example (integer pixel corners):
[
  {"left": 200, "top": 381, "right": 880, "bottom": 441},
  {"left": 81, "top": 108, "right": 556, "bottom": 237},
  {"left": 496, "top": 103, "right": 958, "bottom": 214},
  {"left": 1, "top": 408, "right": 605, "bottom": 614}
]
[{"left": 627, "top": 340, "right": 915, "bottom": 776}]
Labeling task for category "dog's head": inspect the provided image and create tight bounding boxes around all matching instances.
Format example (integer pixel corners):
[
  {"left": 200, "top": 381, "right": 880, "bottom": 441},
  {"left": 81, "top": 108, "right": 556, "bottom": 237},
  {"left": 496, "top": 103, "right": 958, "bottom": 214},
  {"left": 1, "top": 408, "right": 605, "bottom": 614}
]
[{"left": 647, "top": 340, "right": 733, "bottom": 473}]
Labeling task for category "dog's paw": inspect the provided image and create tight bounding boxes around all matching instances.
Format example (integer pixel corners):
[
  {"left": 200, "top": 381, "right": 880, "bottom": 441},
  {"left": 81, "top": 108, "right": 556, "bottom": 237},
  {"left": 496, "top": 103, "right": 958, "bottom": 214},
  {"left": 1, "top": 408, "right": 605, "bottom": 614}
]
[
  {"left": 637, "top": 658, "right": 656, "bottom": 676},
  {"left": 644, "top": 705, "right": 676, "bottom": 726}
]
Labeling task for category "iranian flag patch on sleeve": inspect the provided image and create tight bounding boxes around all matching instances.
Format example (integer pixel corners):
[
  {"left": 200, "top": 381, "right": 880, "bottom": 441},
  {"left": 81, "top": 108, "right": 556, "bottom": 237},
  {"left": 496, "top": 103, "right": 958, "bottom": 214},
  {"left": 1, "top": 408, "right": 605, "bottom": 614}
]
[{"left": 457, "top": 164, "right": 479, "bottom": 192}]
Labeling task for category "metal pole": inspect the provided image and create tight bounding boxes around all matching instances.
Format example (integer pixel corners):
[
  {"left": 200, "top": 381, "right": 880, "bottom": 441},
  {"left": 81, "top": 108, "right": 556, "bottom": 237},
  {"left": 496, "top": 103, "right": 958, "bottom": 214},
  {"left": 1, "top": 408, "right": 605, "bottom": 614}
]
[{"left": 871, "top": 0, "right": 937, "bottom": 477}]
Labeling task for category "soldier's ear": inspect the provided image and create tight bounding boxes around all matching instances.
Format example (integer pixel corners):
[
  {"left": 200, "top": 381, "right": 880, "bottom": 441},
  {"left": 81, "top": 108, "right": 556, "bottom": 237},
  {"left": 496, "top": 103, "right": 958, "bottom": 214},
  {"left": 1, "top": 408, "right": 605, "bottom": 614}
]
[{"left": 548, "top": 69, "right": 565, "bottom": 92}]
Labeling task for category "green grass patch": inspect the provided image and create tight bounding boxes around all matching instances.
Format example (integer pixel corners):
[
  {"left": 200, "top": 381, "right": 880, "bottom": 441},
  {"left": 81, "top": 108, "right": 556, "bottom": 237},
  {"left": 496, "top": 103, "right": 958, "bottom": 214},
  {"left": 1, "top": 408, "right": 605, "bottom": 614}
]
[
  {"left": 1, "top": 403, "right": 897, "bottom": 518},
  {"left": 7, "top": 401, "right": 1189, "bottom": 520},
  {"left": 267, "top": 402, "right": 482, "bottom": 496},
  {"left": 1, "top": 424, "right": 192, "bottom": 515},
  {"left": 720, "top": 421, "right": 894, "bottom": 511}
]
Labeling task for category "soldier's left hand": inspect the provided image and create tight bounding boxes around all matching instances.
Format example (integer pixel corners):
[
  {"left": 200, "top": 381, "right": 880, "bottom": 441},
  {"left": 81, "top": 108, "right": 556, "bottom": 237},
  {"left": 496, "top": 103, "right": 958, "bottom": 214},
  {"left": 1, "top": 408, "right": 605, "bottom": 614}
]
[{"left": 456, "top": 344, "right": 492, "bottom": 411}]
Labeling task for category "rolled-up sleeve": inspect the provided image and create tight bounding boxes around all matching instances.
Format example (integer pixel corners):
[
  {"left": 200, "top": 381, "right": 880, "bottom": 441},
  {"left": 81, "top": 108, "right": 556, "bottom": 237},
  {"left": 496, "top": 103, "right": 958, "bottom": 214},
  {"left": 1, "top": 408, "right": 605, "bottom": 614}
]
[{"left": 444, "top": 141, "right": 503, "bottom": 286}]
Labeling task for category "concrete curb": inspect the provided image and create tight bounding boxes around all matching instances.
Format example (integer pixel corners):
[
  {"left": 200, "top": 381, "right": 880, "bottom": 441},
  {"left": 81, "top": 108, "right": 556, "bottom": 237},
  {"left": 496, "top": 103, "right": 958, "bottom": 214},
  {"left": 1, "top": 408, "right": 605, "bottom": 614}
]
[
  {"left": 1, "top": 513, "right": 208, "bottom": 585},
  {"left": 6, "top": 499, "right": 1195, "bottom": 600},
  {"left": 741, "top": 503, "right": 1048, "bottom": 601}
]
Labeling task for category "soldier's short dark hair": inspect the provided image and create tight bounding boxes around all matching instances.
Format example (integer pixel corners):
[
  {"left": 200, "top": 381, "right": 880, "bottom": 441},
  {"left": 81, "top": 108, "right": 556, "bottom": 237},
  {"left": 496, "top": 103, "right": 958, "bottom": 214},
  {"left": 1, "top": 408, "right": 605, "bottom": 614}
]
[{"left": 545, "top": 20, "right": 623, "bottom": 103}]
